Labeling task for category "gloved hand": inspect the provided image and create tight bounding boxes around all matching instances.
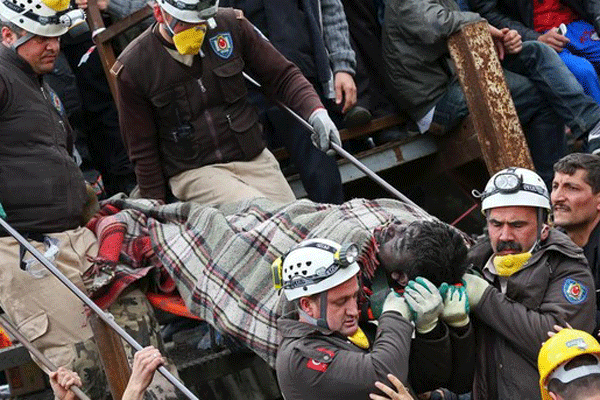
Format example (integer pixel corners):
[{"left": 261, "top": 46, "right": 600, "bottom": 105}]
[
  {"left": 382, "top": 290, "right": 412, "bottom": 321},
  {"left": 439, "top": 283, "right": 470, "bottom": 328},
  {"left": 461, "top": 273, "right": 490, "bottom": 309},
  {"left": 404, "top": 277, "right": 444, "bottom": 334},
  {"left": 308, "top": 108, "right": 342, "bottom": 153},
  {"left": 0, "top": 202, "right": 5, "bottom": 219}
]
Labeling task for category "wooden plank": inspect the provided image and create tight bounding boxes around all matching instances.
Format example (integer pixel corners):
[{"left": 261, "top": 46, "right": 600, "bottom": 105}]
[
  {"left": 85, "top": 0, "right": 119, "bottom": 104},
  {"left": 288, "top": 135, "right": 438, "bottom": 198},
  {"left": 447, "top": 20, "right": 534, "bottom": 173},
  {"left": 89, "top": 314, "right": 131, "bottom": 400},
  {"left": 94, "top": 6, "right": 153, "bottom": 44}
]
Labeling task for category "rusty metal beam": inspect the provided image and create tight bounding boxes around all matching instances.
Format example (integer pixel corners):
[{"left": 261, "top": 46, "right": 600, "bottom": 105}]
[{"left": 447, "top": 20, "right": 534, "bottom": 173}]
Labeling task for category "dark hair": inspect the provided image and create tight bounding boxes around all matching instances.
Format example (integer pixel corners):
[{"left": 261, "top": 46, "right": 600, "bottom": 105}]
[
  {"left": 548, "top": 354, "right": 600, "bottom": 400},
  {"left": 554, "top": 153, "right": 600, "bottom": 194},
  {"left": 397, "top": 220, "right": 469, "bottom": 286}
]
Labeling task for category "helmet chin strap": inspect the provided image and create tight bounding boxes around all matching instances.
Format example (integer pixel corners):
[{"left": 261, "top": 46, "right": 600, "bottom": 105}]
[
  {"left": 299, "top": 292, "right": 330, "bottom": 330},
  {"left": 10, "top": 31, "right": 34, "bottom": 50},
  {"left": 159, "top": 7, "right": 179, "bottom": 38}
]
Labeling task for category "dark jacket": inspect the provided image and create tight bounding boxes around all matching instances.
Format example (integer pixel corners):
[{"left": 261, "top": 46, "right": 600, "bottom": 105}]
[
  {"left": 466, "top": 229, "right": 596, "bottom": 400},
  {"left": 276, "top": 311, "right": 413, "bottom": 400},
  {"left": 469, "top": 0, "right": 600, "bottom": 42},
  {"left": 382, "top": 0, "right": 483, "bottom": 120},
  {"left": 409, "top": 322, "right": 475, "bottom": 394},
  {"left": 0, "top": 46, "right": 86, "bottom": 234},
  {"left": 114, "top": 8, "right": 323, "bottom": 201}
]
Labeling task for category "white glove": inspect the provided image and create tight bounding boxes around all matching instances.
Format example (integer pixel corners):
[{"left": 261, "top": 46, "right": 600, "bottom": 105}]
[
  {"left": 404, "top": 277, "right": 443, "bottom": 334},
  {"left": 462, "top": 273, "right": 490, "bottom": 309},
  {"left": 308, "top": 108, "right": 342, "bottom": 153},
  {"left": 382, "top": 290, "right": 412, "bottom": 321},
  {"left": 439, "top": 283, "right": 470, "bottom": 328}
]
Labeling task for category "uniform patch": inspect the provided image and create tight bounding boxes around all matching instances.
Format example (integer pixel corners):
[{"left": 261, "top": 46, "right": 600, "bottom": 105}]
[
  {"left": 209, "top": 33, "right": 233, "bottom": 59},
  {"left": 47, "top": 87, "right": 65, "bottom": 116},
  {"left": 563, "top": 278, "right": 588, "bottom": 304},
  {"left": 306, "top": 348, "right": 335, "bottom": 373}
]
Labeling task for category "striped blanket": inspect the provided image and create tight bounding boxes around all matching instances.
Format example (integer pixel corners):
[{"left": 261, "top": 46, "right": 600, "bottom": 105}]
[{"left": 86, "top": 196, "right": 436, "bottom": 367}]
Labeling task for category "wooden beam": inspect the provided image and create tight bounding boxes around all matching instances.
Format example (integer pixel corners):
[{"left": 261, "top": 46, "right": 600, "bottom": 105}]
[
  {"left": 447, "top": 20, "right": 534, "bottom": 173},
  {"left": 94, "top": 6, "right": 153, "bottom": 44},
  {"left": 85, "top": 0, "right": 119, "bottom": 104},
  {"left": 89, "top": 314, "right": 131, "bottom": 400}
]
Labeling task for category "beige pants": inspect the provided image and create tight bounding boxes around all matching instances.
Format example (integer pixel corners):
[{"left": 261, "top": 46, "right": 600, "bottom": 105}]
[
  {"left": 169, "top": 148, "right": 296, "bottom": 205},
  {"left": 0, "top": 227, "right": 98, "bottom": 369}
]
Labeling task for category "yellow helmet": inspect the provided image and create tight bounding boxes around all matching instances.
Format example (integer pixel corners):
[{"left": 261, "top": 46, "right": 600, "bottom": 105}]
[{"left": 538, "top": 328, "right": 600, "bottom": 400}]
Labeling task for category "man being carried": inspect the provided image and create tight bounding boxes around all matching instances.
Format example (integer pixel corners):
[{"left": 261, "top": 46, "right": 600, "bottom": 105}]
[
  {"left": 463, "top": 167, "right": 596, "bottom": 400},
  {"left": 114, "top": 0, "right": 342, "bottom": 205}
]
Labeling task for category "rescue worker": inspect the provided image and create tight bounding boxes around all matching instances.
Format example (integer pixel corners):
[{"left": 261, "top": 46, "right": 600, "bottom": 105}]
[
  {"left": 113, "top": 0, "right": 342, "bottom": 205},
  {"left": 0, "top": 1, "right": 107, "bottom": 396},
  {"left": 463, "top": 167, "right": 597, "bottom": 400},
  {"left": 274, "top": 237, "right": 473, "bottom": 399},
  {"left": 0, "top": 2, "right": 182, "bottom": 398},
  {"left": 275, "top": 238, "right": 415, "bottom": 400},
  {"left": 538, "top": 328, "right": 600, "bottom": 400}
]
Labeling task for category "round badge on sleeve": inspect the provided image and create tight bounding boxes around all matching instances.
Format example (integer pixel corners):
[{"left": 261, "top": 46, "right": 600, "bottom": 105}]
[{"left": 562, "top": 278, "right": 588, "bottom": 304}]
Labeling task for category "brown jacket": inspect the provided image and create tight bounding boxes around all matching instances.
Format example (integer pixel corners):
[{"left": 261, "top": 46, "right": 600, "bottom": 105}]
[
  {"left": 114, "top": 8, "right": 323, "bottom": 201},
  {"left": 275, "top": 311, "right": 413, "bottom": 400},
  {"left": 0, "top": 46, "right": 86, "bottom": 233},
  {"left": 467, "top": 229, "right": 596, "bottom": 400}
]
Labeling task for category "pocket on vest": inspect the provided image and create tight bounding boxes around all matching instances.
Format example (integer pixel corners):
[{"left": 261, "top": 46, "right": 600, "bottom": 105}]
[{"left": 213, "top": 56, "right": 247, "bottom": 104}]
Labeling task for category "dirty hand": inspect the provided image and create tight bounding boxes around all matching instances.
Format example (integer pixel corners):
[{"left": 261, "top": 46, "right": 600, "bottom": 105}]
[
  {"left": 308, "top": 108, "right": 342, "bottom": 153},
  {"left": 370, "top": 374, "right": 412, "bottom": 400},
  {"left": 405, "top": 277, "right": 444, "bottom": 334},
  {"left": 461, "top": 273, "right": 490, "bottom": 309},
  {"left": 502, "top": 28, "right": 522, "bottom": 54},
  {"left": 382, "top": 290, "right": 413, "bottom": 322},
  {"left": 334, "top": 72, "right": 357, "bottom": 114},
  {"left": 122, "top": 346, "right": 165, "bottom": 400},
  {"left": 537, "top": 28, "right": 570, "bottom": 52},
  {"left": 49, "top": 367, "right": 82, "bottom": 400},
  {"left": 439, "top": 283, "right": 470, "bottom": 328}
]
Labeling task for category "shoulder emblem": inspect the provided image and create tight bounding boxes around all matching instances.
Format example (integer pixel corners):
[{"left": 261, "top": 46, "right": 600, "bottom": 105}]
[
  {"left": 110, "top": 60, "right": 124, "bottom": 77},
  {"left": 209, "top": 33, "right": 234, "bottom": 59},
  {"left": 306, "top": 347, "right": 335, "bottom": 373},
  {"left": 563, "top": 278, "right": 588, "bottom": 304}
]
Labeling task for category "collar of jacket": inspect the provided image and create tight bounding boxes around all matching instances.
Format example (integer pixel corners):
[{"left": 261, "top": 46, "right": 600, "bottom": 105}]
[
  {"left": 277, "top": 313, "right": 339, "bottom": 339},
  {"left": 0, "top": 44, "right": 41, "bottom": 82},
  {"left": 470, "top": 228, "right": 586, "bottom": 273}
]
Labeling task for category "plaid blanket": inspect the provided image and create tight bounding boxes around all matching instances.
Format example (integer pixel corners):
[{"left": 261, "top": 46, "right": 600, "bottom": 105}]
[{"left": 87, "top": 196, "right": 436, "bottom": 367}]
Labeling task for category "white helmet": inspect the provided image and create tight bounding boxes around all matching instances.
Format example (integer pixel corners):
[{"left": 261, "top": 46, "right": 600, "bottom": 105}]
[
  {"left": 475, "top": 167, "right": 551, "bottom": 212},
  {"left": 280, "top": 239, "right": 360, "bottom": 301},
  {"left": 0, "top": 0, "right": 85, "bottom": 37},
  {"left": 156, "top": 0, "right": 218, "bottom": 23}
]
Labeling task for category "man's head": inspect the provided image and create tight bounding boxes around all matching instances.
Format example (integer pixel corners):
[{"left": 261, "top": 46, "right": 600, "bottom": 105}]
[
  {"left": 279, "top": 238, "right": 361, "bottom": 336},
  {"left": 0, "top": 0, "right": 84, "bottom": 73},
  {"left": 539, "top": 328, "right": 600, "bottom": 400},
  {"left": 552, "top": 154, "right": 600, "bottom": 239},
  {"left": 477, "top": 167, "right": 551, "bottom": 256},
  {"left": 375, "top": 220, "right": 468, "bottom": 288},
  {"left": 153, "top": 0, "right": 218, "bottom": 54}
]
